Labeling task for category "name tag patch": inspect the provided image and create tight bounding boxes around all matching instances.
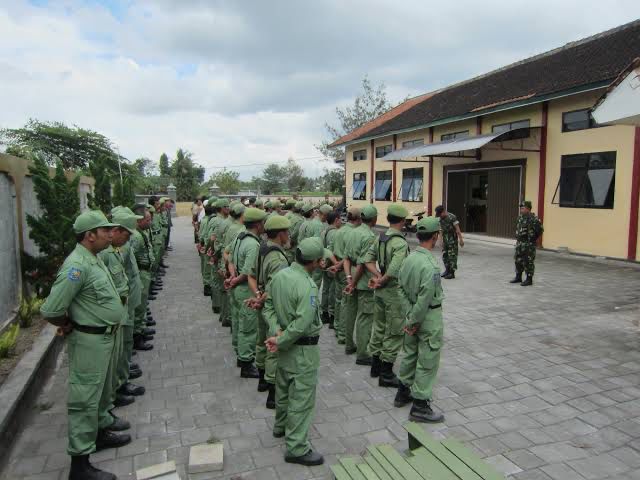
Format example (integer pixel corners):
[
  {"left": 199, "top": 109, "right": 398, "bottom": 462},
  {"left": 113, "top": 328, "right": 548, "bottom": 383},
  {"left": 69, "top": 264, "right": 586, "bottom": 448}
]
[
  {"left": 310, "top": 296, "right": 317, "bottom": 307},
  {"left": 68, "top": 267, "right": 82, "bottom": 282}
]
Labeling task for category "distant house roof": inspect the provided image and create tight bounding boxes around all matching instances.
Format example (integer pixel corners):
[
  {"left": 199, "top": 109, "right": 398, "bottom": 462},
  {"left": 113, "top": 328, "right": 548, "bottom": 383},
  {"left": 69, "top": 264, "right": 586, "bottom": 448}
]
[{"left": 332, "top": 19, "right": 640, "bottom": 147}]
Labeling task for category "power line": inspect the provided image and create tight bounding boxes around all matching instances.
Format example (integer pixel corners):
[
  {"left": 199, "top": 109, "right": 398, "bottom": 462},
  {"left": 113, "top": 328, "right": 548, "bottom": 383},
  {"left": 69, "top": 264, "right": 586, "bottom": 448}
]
[{"left": 208, "top": 156, "right": 328, "bottom": 170}]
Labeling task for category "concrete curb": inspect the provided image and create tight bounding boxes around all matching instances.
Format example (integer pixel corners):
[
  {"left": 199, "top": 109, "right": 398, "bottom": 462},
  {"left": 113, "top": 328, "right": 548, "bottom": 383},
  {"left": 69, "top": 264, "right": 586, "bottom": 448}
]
[{"left": 0, "top": 324, "right": 63, "bottom": 470}]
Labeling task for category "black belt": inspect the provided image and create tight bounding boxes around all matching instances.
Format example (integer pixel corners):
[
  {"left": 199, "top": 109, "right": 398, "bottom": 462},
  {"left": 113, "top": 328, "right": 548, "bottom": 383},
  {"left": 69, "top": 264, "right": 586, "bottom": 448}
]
[
  {"left": 429, "top": 304, "right": 441, "bottom": 310},
  {"left": 139, "top": 265, "right": 151, "bottom": 271},
  {"left": 294, "top": 336, "right": 320, "bottom": 346},
  {"left": 72, "top": 322, "right": 118, "bottom": 335}
]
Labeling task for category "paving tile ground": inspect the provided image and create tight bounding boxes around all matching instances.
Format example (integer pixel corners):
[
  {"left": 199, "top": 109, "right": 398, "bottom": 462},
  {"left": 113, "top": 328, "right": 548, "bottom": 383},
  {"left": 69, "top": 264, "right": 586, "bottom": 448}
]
[{"left": 2, "top": 217, "right": 640, "bottom": 480}]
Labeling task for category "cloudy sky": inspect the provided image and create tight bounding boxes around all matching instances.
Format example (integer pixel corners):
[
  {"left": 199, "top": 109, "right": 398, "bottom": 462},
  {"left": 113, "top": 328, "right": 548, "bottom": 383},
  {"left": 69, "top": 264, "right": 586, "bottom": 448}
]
[{"left": 1, "top": 1, "right": 639, "bottom": 179}]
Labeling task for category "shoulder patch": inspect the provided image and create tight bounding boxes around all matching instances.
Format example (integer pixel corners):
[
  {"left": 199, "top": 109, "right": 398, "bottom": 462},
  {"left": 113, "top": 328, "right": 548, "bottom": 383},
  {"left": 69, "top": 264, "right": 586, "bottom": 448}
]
[
  {"left": 432, "top": 272, "right": 441, "bottom": 287},
  {"left": 67, "top": 267, "right": 82, "bottom": 282},
  {"left": 310, "top": 295, "right": 317, "bottom": 307}
]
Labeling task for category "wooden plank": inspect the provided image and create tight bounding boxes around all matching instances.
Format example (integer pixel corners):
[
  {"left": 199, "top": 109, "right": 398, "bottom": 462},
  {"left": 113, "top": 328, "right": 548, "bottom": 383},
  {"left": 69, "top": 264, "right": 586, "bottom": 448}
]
[
  {"left": 340, "top": 458, "right": 367, "bottom": 480},
  {"left": 442, "top": 439, "right": 505, "bottom": 480},
  {"left": 363, "top": 455, "right": 393, "bottom": 480},
  {"left": 331, "top": 463, "right": 351, "bottom": 480},
  {"left": 377, "top": 444, "right": 423, "bottom": 480},
  {"left": 368, "top": 446, "right": 405, "bottom": 480},
  {"left": 404, "top": 423, "right": 483, "bottom": 480},
  {"left": 408, "top": 447, "right": 459, "bottom": 480},
  {"left": 358, "top": 463, "right": 382, "bottom": 480}
]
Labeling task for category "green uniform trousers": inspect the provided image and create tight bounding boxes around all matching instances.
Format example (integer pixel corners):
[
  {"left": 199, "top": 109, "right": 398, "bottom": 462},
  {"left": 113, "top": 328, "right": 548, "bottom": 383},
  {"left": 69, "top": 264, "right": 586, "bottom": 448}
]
[
  {"left": 320, "top": 272, "right": 335, "bottom": 316},
  {"left": 255, "top": 311, "right": 277, "bottom": 384},
  {"left": 117, "top": 325, "right": 134, "bottom": 386},
  {"left": 67, "top": 330, "right": 115, "bottom": 456},
  {"left": 398, "top": 311, "right": 443, "bottom": 401},
  {"left": 230, "top": 287, "right": 241, "bottom": 355},
  {"left": 199, "top": 252, "right": 206, "bottom": 277},
  {"left": 515, "top": 242, "right": 536, "bottom": 275},
  {"left": 202, "top": 257, "right": 213, "bottom": 287},
  {"left": 274, "top": 345, "right": 319, "bottom": 457},
  {"left": 134, "top": 270, "right": 152, "bottom": 335},
  {"left": 235, "top": 284, "right": 258, "bottom": 362},
  {"left": 442, "top": 240, "right": 458, "bottom": 272},
  {"left": 210, "top": 261, "right": 222, "bottom": 311},
  {"left": 368, "top": 286, "right": 405, "bottom": 363},
  {"left": 220, "top": 288, "right": 230, "bottom": 325},
  {"left": 342, "top": 289, "right": 359, "bottom": 351},
  {"left": 333, "top": 272, "right": 346, "bottom": 343},
  {"left": 102, "top": 325, "right": 123, "bottom": 416},
  {"left": 355, "top": 290, "right": 374, "bottom": 361}
]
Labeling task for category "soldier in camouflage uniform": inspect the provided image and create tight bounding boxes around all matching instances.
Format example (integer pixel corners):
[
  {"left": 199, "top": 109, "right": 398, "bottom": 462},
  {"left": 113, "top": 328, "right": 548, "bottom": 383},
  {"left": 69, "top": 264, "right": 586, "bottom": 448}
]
[
  {"left": 434, "top": 205, "right": 464, "bottom": 279},
  {"left": 510, "top": 200, "right": 543, "bottom": 287}
]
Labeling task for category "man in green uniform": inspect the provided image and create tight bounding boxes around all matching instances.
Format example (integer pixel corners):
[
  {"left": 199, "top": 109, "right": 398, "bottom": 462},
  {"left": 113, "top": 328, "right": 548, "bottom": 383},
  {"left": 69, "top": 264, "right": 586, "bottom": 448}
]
[
  {"left": 223, "top": 203, "right": 246, "bottom": 353},
  {"left": 212, "top": 199, "right": 232, "bottom": 325},
  {"left": 132, "top": 204, "right": 154, "bottom": 351},
  {"left": 203, "top": 197, "right": 221, "bottom": 312},
  {"left": 286, "top": 201, "right": 305, "bottom": 261},
  {"left": 393, "top": 217, "right": 445, "bottom": 424},
  {"left": 435, "top": 205, "right": 464, "bottom": 279},
  {"left": 365, "top": 203, "right": 410, "bottom": 387},
  {"left": 320, "top": 210, "right": 340, "bottom": 327},
  {"left": 344, "top": 205, "right": 377, "bottom": 366},
  {"left": 227, "top": 208, "right": 266, "bottom": 378},
  {"left": 264, "top": 238, "right": 326, "bottom": 467},
  {"left": 199, "top": 199, "right": 217, "bottom": 296},
  {"left": 297, "top": 203, "right": 324, "bottom": 288},
  {"left": 328, "top": 207, "right": 361, "bottom": 346},
  {"left": 247, "top": 215, "right": 291, "bottom": 408},
  {"left": 40, "top": 211, "right": 131, "bottom": 480},
  {"left": 510, "top": 200, "right": 543, "bottom": 286}
]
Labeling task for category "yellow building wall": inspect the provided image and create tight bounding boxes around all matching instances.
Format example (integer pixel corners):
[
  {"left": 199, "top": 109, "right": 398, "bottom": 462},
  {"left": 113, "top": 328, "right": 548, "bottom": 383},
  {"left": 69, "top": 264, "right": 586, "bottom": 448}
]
[
  {"left": 544, "top": 92, "right": 636, "bottom": 259},
  {"left": 345, "top": 141, "right": 372, "bottom": 213}
]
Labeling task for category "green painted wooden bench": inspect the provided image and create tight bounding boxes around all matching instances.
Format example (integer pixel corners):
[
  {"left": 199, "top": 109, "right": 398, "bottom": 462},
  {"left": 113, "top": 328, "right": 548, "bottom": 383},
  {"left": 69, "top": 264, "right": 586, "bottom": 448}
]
[{"left": 330, "top": 422, "right": 505, "bottom": 480}]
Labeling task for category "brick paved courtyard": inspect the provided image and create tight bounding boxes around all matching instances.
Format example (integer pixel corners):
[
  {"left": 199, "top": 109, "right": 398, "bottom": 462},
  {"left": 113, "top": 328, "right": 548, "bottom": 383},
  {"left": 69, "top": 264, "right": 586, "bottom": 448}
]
[{"left": 3, "top": 217, "right": 640, "bottom": 480}]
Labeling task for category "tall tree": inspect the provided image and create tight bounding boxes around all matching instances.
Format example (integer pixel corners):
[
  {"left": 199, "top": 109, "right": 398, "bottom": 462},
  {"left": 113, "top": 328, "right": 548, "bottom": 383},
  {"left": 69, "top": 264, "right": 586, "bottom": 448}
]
[
  {"left": 1, "top": 119, "right": 118, "bottom": 170},
  {"left": 320, "top": 167, "right": 344, "bottom": 193},
  {"left": 133, "top": 157, "right": 157, "bottom": 177},
  {"left": 113, "top": 164, "right": 137, "bottom": 207},
  {"left": 315, "top": 75, "right": 392, "bottom": 163},
  {"left": 210, "top": 169, "right": 241, "bottom": 194},
  {"left": 259, "top": 163, "right": 286, "bottom": 194},
  {"left": 171, "top": 148, "right": 204, "bottom": 200},
  {"left": 159, "top": 152, "right": 170, "bottom": 176},
  {"left": 285, "top": 157, "right": 308, "bottom": 192},
  {"left": 87, "top": 155, "right": 112, "bottom": 213}
]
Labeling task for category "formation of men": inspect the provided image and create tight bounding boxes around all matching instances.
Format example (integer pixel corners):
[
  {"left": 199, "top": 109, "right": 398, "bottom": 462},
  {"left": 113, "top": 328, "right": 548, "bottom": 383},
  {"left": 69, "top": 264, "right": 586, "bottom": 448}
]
[{"left": 41, "top": 197, "right": 174, "bottom": 480}]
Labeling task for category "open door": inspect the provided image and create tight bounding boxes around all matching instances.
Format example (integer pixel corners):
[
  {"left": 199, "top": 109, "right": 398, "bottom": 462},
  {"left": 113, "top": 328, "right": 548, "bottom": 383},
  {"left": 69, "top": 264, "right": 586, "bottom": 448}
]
[{"left": 446, "top": 172, "right": 468, "bottom": 231}]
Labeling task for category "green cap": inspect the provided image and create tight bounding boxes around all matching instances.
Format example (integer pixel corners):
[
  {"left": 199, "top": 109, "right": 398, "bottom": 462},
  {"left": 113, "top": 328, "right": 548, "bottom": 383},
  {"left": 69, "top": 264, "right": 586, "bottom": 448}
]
[
  {"left": 216, "top": 198, "right": 230, "bottom": 208},
  {"left": 231, "top": 203, "right": 246, "bottom": 215},
  {"left": 73, "top": 210, "right": 118, "bottom": 234},
  {"left": 148, "top": 205, "right": 156, "bottom": 213},
  {"left": 255, "top": 198, "right": 264, "bottom": 207},
  {"left": 297, "top": 237, "right": 325, "bottom": 261},
  {"left": 361, "top": 204, "right": 378, "bottom": 220},
  {"left": 111, "top": 211, "right": 139, "bottom": 234},
  {"left": 209, "top": 196, "right": 218, "bottom": 205},
  {"left": 301, "top": 203, "right": 314, "bottom": 214},
  {"left": 387, "top": 203, "right": 409, "bottom": 219},
  {"left": 416, "top": 216, "right": 440, "bottom": 233},
  {"left": 294, "top": 201, "right": 305, "bottom": 210},
  {"left": 520, "top": 200, "right": 532, "bottom": 209},
  {"left": 285, "top": 198, "right": 296, "bottom": 207},
  {"left": 319, "top": 204, "right": 333, "bottom": 215},
  {"left": 159, "top": 196, "right": 169, "bottom": 203},
  {"left": 244, "top": 207, "right": 267, "bottom": 223},
  {"left": 271, "top": 200, "right": 282, "bottom": 209},
  {"left": 265, "top": 215, "right": 291, "bottom": 231},
  {"left": 264, "top": 200, "right": 273, "bottom": 209}
]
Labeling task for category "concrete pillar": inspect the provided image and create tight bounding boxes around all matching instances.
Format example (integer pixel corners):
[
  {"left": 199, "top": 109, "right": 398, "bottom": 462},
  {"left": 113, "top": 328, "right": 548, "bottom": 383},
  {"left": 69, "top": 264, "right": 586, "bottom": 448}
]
[{"left": 167, "top": 184, "right": 177, "bottom": 217}]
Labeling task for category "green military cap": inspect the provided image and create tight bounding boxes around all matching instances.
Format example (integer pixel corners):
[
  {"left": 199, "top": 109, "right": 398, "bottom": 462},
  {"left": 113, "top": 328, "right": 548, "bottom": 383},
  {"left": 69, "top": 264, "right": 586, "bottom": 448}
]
[
  {"left": 264, "top": 215, "right": 291, "bottom": 231},
  {"left": 297, "top": 237, "right": 325, "bottom": 261},
  {"left": 244, "top": 207, "right": 267, "bottom": 222},
  {"left": 209, "top": 196, "right": 218, "bottom": 204},
  {"left": 216, "top": 198, "right": 230, "bottom": 208},
  {"left": 319, "top": 204, "right": 333, "bottom": 215},
  {"left": 271, "top": 200, "right": 282, "bottom": 209},
  {"left": 361, "top": 204, "right": 378, "bottom": 220},
  {"left": 231, "top": 203, "right": 246, "bottom": 215},
  {"left": 133, "top": 202, "right": 151, "bottom": 211},
  {"left": 301, "top": 203, "right": 314, "bottom": 214},
  {"left": 285, "top": 198, "right": 296, "bottom": 207},
  {"left": 111, "top": 211, "right": 139, "bottom": 234},
  {"left": 520, "top": 200, "right": 533, "bottom": 209},
  {"left": 73, "top": 210, "right": 118, "bottom": 234},
  {"left": 295, "top": 201, "right": 305, "bottom": 210},
  {"left": 255, "top": 198, "right": 264, "bottom": 207},
  {"left": 158, "top": 196, "right": 168, "bottom": 203},
  {"left": 416, "top": 216, "right": 440, "bottom": 233},
  {"left": 387, "top": 203, "right": 409, "bottom": 219},
  {"left": 148, "top": 205, "right": 156, "bottom": 213},
  {"left": 264, "top": 200, "right": 273, "bottom": 209}
]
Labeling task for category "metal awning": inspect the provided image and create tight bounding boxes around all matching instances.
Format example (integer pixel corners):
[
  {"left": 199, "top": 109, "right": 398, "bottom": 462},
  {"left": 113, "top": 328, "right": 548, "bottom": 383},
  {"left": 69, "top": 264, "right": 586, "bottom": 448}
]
[{"left": 382, "top": 127, "right": 537, "bottom": 161}]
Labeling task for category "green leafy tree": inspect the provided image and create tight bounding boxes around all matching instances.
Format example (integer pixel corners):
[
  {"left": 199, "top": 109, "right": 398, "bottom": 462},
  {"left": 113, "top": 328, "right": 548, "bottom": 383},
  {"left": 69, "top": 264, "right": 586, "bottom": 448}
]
[
  {"left": 1, "top": 119, "right": 118, "bottom": 170},
  {"left": 159, "top": 152, "right": 170, "bottom": 176},
  {"left": 171, "top": 148, "right": 204, "bottom": 200},
  {"left": 113, "top": 164, "right": 137, "bottom": 207},
  {"left": 285, "top": 158, "right": 309, "bottom": 192},
  {"left": 258, "top": 163, "right": 286, "bottom": 194},
  {"left": 87, "top": 155, "right": 112, "bottom": 213},
  {"left": 210, "top": 169, "right": 241, "bottom": 194},
  {"left": 133, "top": 157, "right": 157, "bottom": 176},
  {"left": 320, "top": 167, "right": 344, "bottom": 193},
  {"left": 22, "top": 155, "right": 80, "bottom": 296}
]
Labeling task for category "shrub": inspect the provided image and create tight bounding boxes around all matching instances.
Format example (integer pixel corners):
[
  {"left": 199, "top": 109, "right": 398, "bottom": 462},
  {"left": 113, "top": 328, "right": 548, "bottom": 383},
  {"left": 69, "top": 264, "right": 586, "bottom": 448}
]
[{"left": 0, "top": 323, "right": 20, "bottom": 358}]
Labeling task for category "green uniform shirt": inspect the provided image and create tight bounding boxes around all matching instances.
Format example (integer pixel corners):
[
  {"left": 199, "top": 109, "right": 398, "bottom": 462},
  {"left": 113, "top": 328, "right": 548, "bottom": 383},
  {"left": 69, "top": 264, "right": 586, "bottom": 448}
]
[
  {"left": 321, "top": 225, "right": 337, "bottom": 249},
  {"left": 213, "top": 216, "right": 231, "bottom": 256},
  {"left": 132, "top": 229, "right": 154, "bottom": 270},
  {"left": 41, "top": 244, "right": 125, "bottom": 327},
  {"left": 256, "top": 241, "right": 290, "bottom": 290},
  {"left": 298, "top": 217, "right": 323, "bottom": 242},
  {"left": 398, "top": 247, "right": 444, "bottom": 327},
  {"left": 515, "top": 213, "right": 543, "bottom": 244},
  {"left": 263, "top": 263, "right": 322, "bottom": 352},
  {"left": 364, "top": 227, "right": 409, "bottom": 286},
  {"left": 120, "top": 240, "right": 142, "bottom": 313},
  {"left": 346, "top": 224, "right": 376, "bottom": 290},
  {"left": 198, "top": 215, "right": 212, "bottom": 244},
  {"left": 439, "top": 213, "right": 459, "bottom": 244},
  {"left": 231, "top": 231, "right": 261, "bottom": 277},
  {"left": 289, "top": 213, "right": 304, "bottom": 246},
  {"left": 223, "top": 221, "right": 246, "bottom": 255},
  {"left": 98, "top": 245, "right": 129, "bottom": 299},
  {"left": 332, "top": 222, "right": 354, "bottom": 259},
  {"left": 204, "top": 215, "right": 220, "bottom": 249}
]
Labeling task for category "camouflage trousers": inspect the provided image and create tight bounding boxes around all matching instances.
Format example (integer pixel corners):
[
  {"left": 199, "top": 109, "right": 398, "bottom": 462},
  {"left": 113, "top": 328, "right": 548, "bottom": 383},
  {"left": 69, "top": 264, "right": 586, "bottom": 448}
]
[
  {"left": 515, "top": 242, "right": 536, "bottom": 275},
  {"left": 442, "top": 240, "right": 458, "bottom": 272}
]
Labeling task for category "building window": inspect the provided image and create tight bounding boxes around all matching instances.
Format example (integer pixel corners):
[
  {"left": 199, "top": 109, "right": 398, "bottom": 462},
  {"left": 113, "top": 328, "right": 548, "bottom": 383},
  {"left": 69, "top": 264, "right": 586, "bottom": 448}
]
[
  {"left": 399, "top": 168, "right": 424, "bottom": 202},
  {"left": 353, "top": 149, "right": 367, "bottom": 161},
  {"left": 492, "top": 119, "right": 530, "bottom": 140},
  {"left": 373, "top": 170, "right": 392, "bottom": 201},
  {"left": 402, "top": 139, "right": 424, "bottom": 148},
  {"left": 352, "top": 173, "right": 367, "bottom": 200},
  {"left": 441, "top": 130, "right": 469, "bottom": 141},
  {"left": 375, "top": 144, "right": 393, "bottom": 158},
  {"left": 553, "top": 151, "right": 616, "bottom": 209},
  {"left": 562, "top": 109, "right": 596, "bottom": 132}
]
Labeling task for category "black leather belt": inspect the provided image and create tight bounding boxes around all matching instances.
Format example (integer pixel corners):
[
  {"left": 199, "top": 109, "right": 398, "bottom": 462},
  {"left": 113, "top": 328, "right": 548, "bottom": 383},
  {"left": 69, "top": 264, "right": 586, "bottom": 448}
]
[
  {"left": 72, "top": 322, "right": 118, "bottom": 335},
  {"left": 294, "top": 336, "right": 320, "bottom": 346},
  {"left": 429, "top": 304, "right": 442, "bottom": 310}
]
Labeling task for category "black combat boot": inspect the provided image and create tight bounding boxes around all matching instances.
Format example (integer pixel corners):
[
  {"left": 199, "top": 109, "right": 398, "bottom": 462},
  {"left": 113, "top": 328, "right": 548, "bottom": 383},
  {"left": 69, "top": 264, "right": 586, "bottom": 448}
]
[
  {"left": 146, "top": 318, "right": 156, "bottom": 326},
  {"left": 128, "top": 367, "right": 142, "bottom": 380},
  {"left": 379, "top": 361, "right": 401, "bottom": 388},
  {"left": 204, "top": 285, "right": 212, "bottom": 296},
  {"left": 143, "top": 327, "right": 156, "bottom": 335},
  {"left": 266, "top": 383, "right": 276, "bottom": 410},
  {"left": 257, "top": 369, "right": 269, "bottom": 392},
  {"left": 213, "top": 307, "right": 221, "bottom": 314},
  {"left": 394, "top": 383, "right": 413, "bottom": 407},
  {"left": 95, "top": 429, "right": 131, "bottom": 450},
  {"left": 113, "top": 394, "right": 134, "bottom": 407},
  {"left": 409, "top": 399, "right": 444, "bottom": 423},
  {"left": 106, "top": 415, "right": 131, "bottom": 431},
  {"left": 129, "top": 362, "right": 140, "bottom": 370},
  {"left": 285, "top": 449, "right": 324, "bottom": 466},
  {"left": 117, "top": 382, "right": 145, "bottom": 396},
  {"left": 240, "top": 361, "right": 260, "bottom": 379},
  {"left": 328, "top": 315, "right": 335, "bottom": 329},
  {"left": 147, "top": 293, "right": 157, "bottom": 301},
  {"left": 443, "top": 270, "right": 455, "bottom": 279},
  {"left": 370, "top": 356, "right": 381, "bottom": 378},
  {"left": 509, "top": 271, "right": 523, "bottom": 283},
  {"left": 133, "top": 334, "right": 153, "bottom": 351},
  {"left": 440, "top": 268, "right": 449, "bottom": 278},
  {"left": 521, "top": 274, "right": 533, "bottom": 286},
  {"left": 321, "top": 311, "right": 330, "bottom": 324},
  {"left": 69, "top": 454, "right": 116, "bottom": 480}
]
